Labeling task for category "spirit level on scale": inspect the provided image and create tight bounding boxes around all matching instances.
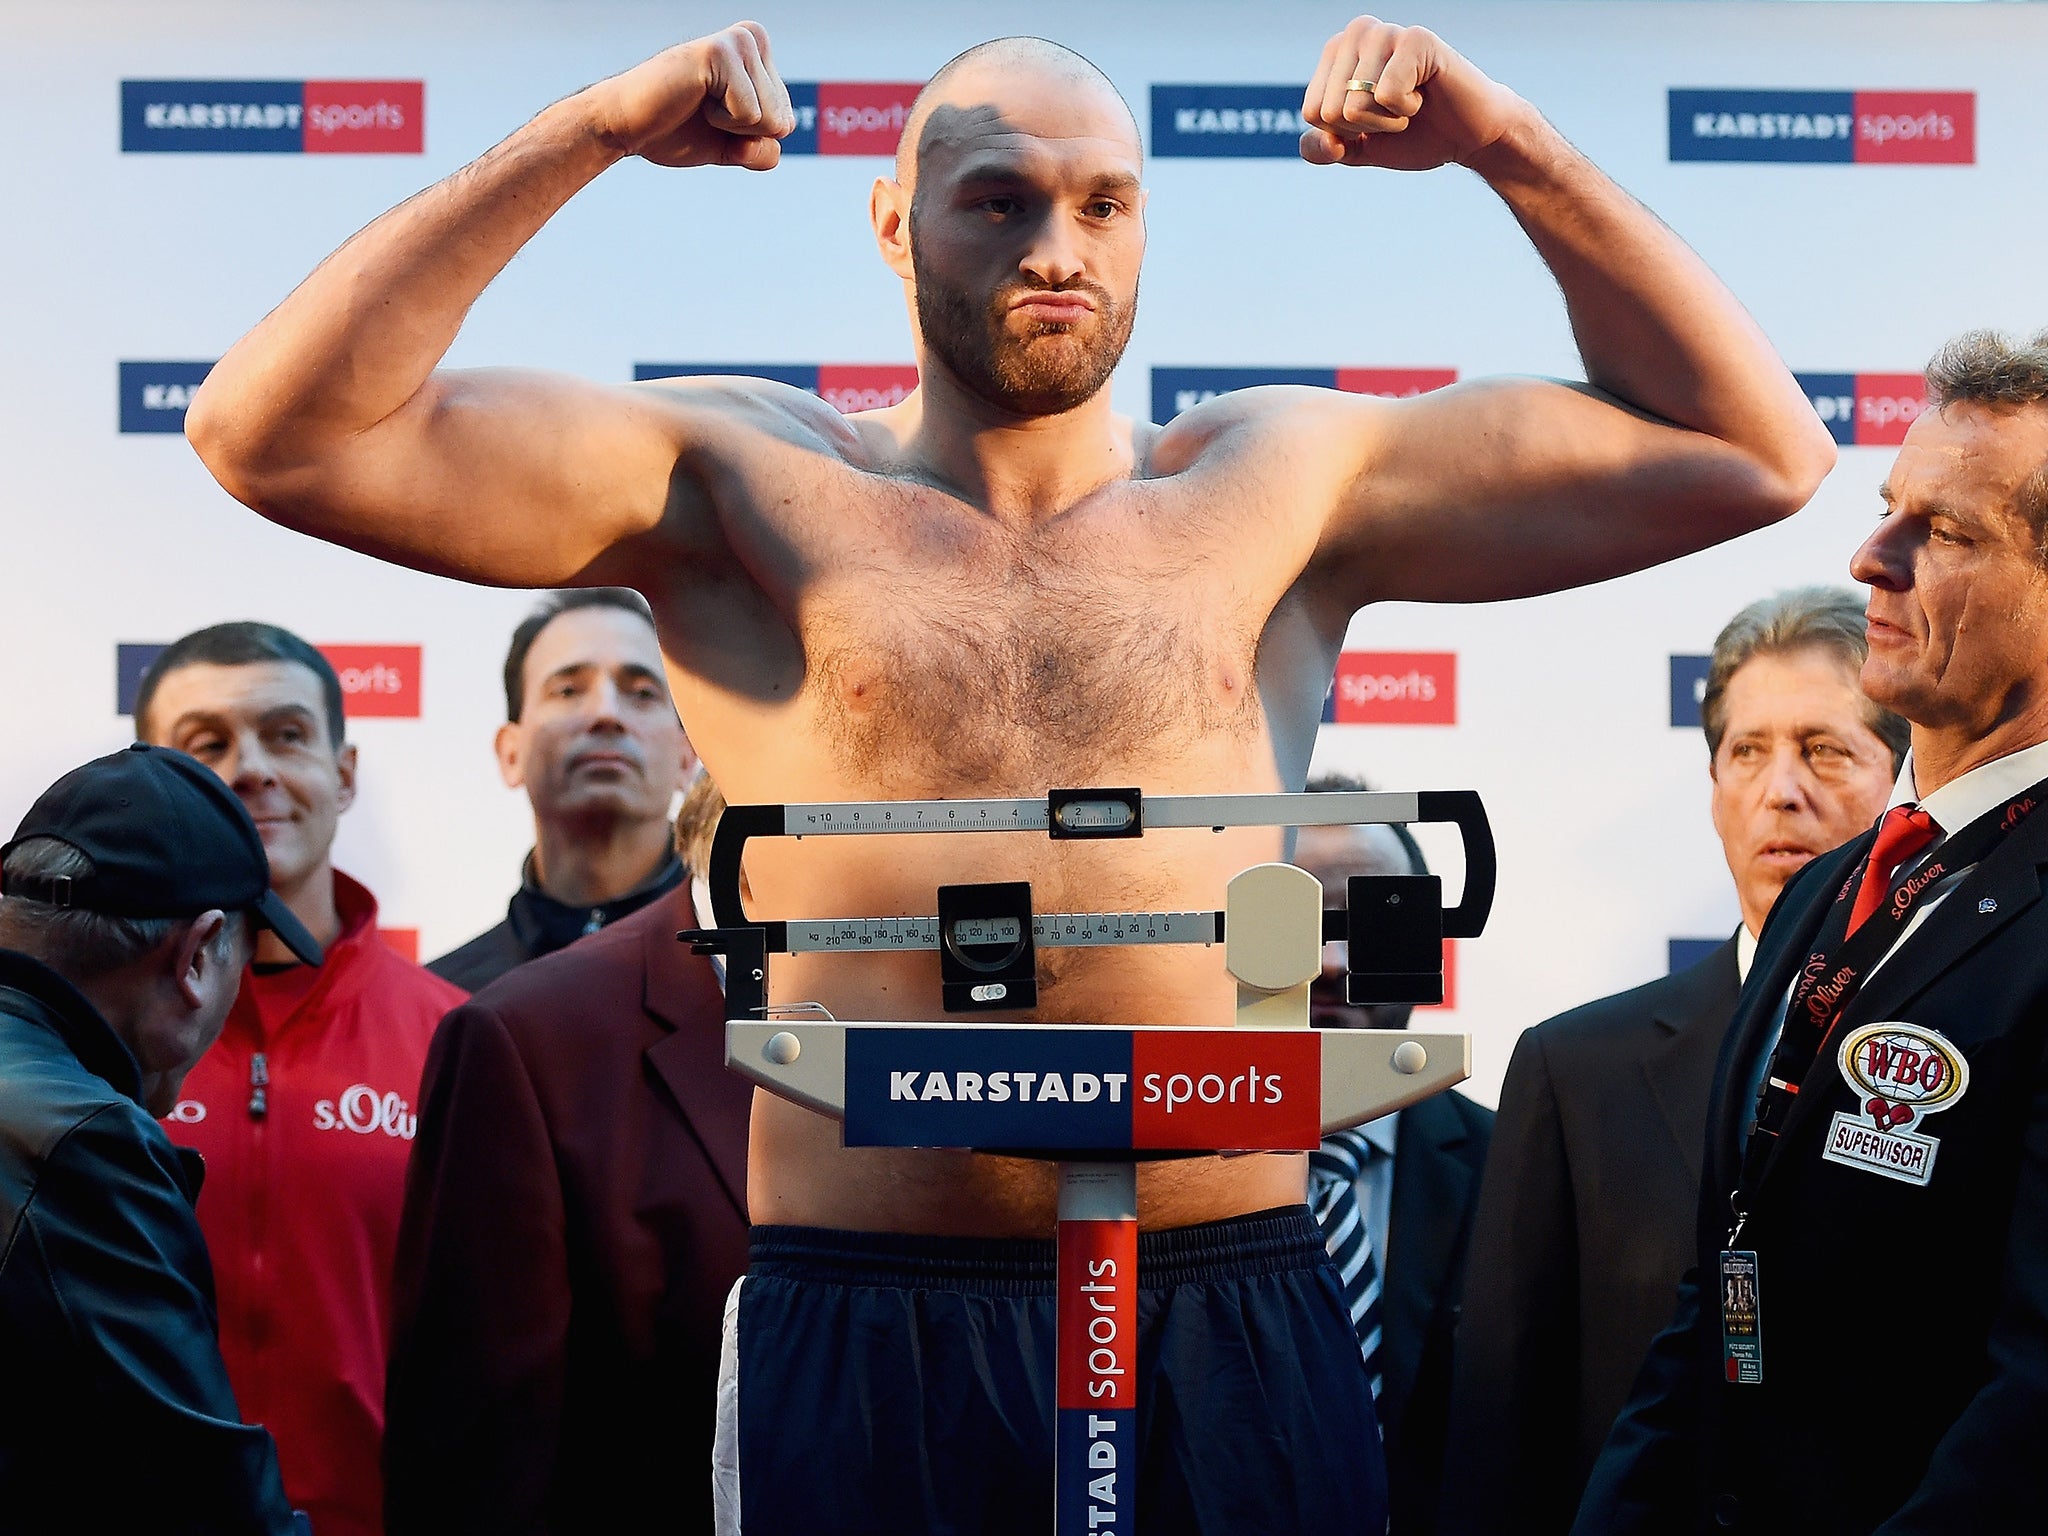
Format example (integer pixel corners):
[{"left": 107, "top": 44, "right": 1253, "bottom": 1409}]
[{"left": 682, "top": 786, "right": 1496, "bottom": 1535}]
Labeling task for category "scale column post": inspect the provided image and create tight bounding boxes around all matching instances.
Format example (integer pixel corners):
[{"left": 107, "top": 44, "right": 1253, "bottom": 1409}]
[{"left": 1055, "top": 1161, "right": 1138, "bottom": 1536}]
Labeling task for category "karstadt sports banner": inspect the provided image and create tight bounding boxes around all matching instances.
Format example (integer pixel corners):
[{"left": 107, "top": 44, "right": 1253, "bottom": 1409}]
[
  {"left": 781, "top": 82, "right": 922, "bottom": 154},
  {"left": 634, "top": 362, "right": 919, "bottom": 412},
  {"left": 1152, "top": 367, "right": 1456, "bottom": 422},
  {"left": 1669, "top": 89, "right": 1974, "bottom": 163},
  {"left": 122, "top": 80, "right": 423, "bottom": 152}
]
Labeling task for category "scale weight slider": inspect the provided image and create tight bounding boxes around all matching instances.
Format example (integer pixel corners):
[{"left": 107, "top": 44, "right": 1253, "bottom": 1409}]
[{"left": 938, "top": 881, "right": 1038, "bottom": 1011}]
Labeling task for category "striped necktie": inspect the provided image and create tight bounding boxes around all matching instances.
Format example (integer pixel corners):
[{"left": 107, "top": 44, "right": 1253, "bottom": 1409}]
[{"left": 1310, "top": 1126, "right": 1385, "bottom": 1402}]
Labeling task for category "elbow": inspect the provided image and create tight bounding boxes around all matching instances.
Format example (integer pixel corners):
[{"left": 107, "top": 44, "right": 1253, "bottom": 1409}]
[
  {"left": 184, "top": 377, "right": 319, "bottom": 529},
  {"left": 1744, "top": 421, "right": 1837, "bottom": 532}
]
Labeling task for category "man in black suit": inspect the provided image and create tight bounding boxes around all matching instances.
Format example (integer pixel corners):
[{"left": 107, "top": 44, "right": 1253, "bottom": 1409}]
[
  {"left": 1442, "top": 588, "right": 1904, "bottom": 1536},
  {"left": 1576, "top": 329, "right": 2048, "bottom": 1534},
  {"left": 1295, "top": 776, "right": 1493, "bottom": 1536}
]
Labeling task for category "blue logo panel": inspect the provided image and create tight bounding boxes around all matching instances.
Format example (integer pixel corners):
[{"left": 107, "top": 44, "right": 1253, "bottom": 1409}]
[
  {"left": 1057, "top": 1408, "right": 1135, "bottom": 1532},
  {"left": 1151, "top": 366, "right": 1334, "bottom": 423},
  {"left": 845, "top": 1028, "right": 1134, "bottom": 1149},
  {"left": 782, "top": 82, "right": 820, "bottom": 154},
  {"left": 1669, "top": 654, "right": 1711, "bottom": 729},
  {"left": 1151, "top": 86, "right": 1308, "bottom": 158},
  {"left": 122, "top": 80, "right": 305, "bottom": 152},
  {"left": 1669, "top": 90, "right": 1855, "bottom": 163},
  {"left": 633, "top": 362, "right": 820, "bottom": 388},
  {"left": 119, "top": 361, "right": 214, "bottom": 434},
  {"left": 1794, "top": 372, "right": 1860, "bottom": 446},
  {"left": 116, "top": 643, "right": 169, "bottom": 716},
  {"left": 1669, "top": 937, "right": 1726, "bottom": 975}
]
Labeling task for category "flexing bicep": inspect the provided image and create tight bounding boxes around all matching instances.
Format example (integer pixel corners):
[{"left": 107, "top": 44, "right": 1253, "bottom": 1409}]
[
  {"left": 192, "top": 363, "right": 710, "bottom": 588},
  {"left": 1311, "top": 376, "right": 1817, "bottom": 609}
]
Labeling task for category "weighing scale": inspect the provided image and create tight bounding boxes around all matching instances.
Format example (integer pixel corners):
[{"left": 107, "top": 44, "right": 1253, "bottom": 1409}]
[{"left": 682, "top": 786, "right": 1495, "bottom": 1534}]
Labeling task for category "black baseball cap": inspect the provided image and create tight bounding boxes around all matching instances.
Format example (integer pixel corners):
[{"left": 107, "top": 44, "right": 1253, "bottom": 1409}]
[{"left": 1, "top": 743, "right": 323, "bottom": 966}]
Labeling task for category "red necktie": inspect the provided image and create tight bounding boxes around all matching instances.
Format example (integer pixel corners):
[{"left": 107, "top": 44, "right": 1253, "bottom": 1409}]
[{"left": 1847, "top": 805, "right": 1942, "bottom": 933}]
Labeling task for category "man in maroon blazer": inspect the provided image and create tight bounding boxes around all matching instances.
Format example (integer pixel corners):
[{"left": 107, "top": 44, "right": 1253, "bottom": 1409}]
[{"left": 383, "top": 883, "right": 746, "bottom": 1533}]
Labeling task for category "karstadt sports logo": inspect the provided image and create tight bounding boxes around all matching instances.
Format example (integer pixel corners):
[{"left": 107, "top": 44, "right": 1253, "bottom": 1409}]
[
  {"left": 1670, "top": 654, "right": 1711, "bottom": 728},
  {"left": 1670, "top": 89, "right": 1974, "bottom": 164},
  {"left": 116, "top": 641, "right": 423, "bottom": 718},
  {"left": 121, "top": 360, "right": 213, "bottom": 433},
  {"left": 1152, "top": 366, "right": 1456, "bottom": 423},
  {"left": 1322, "top": 651, "right": 1458, "bottom": 726},
  {"left": 123, "top": 80, "right": 423, "bottom": 153},
  {"left": 779, "top": 82, "right": 922, "bottom": 155},
  {"left": 635, "top": 362, "right": 919, "bottom": 413},
  {"left": 1796, "top": 372, "right": 1929, "bottom": 446},
  {"left": 1151, "top": 86, "right": 1310, "bottom": 158}
]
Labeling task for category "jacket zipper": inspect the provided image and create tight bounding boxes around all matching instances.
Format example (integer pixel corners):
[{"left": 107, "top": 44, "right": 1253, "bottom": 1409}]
[{"left": 248, "top": 1050, "right": 269, "bottom": 1118}]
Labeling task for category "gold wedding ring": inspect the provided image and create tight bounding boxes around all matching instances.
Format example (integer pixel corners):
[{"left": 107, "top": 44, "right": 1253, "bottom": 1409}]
[{"left": 1345, "top": 77, "right": 1378, "bottom": 93}]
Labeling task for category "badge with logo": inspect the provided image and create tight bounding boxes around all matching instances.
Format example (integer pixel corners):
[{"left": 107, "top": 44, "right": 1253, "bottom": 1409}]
[{"left": 1821, "top": 1022, "right": 1969, "bottom": 1187}]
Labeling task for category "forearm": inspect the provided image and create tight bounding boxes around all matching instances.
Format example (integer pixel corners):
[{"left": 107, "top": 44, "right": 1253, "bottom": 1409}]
[
  {"left": 1471, "top": 112, "right": 1831, "bottom": 496},
  {"left": 189, "top": 93, "right": 621, "bottom": 484}
]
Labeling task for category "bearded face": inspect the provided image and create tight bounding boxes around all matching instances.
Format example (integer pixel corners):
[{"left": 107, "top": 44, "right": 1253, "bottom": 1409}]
[{"left": 910, "top": 211, "right": 1137, "bottom": 418}]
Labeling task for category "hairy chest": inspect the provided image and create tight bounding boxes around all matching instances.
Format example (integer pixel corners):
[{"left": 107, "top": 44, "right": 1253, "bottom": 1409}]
[{"left": 790, "top": 484, "right": 1278, "bottom": 792}]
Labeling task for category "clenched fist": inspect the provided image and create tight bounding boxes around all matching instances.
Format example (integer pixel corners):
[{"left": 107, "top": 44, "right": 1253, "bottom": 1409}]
[
  {"left": 590, "top": 21, "right": 795, "bottom": 170},
  {"left": 1299, "top": 16, "right": 1528, "bottom": 171}
]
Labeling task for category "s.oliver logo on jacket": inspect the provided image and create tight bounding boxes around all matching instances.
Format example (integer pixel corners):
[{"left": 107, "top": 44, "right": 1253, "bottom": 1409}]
[
  {"left": 122, "top": 80, "right": 424, "bottom": 153},
  {"left": 313, "top": 1083, "right": 418, "bottom": 1139}
]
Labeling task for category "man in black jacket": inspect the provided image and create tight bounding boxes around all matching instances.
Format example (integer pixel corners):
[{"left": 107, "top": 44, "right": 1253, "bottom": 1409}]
[
  {"left": 0, "top": 744, "right": 323, "bottom": 1535},
  {"left": 1577, "top": 329, "right": 2048, "bottom": 1533},
  {"left": 1442, "top": 588, "right": 1903, "bottom": 1534},
  {"left": 429, "top": 588, "right": 695, "bottom": 990},
  {"left": 1295, "top": 775, "right": 1494, "bottom": 1536}
]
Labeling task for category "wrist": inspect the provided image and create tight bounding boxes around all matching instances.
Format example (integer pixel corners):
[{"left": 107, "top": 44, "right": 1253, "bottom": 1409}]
[
  {"left": 1462, "top": 101, "right": 1561, "bottom": 192},
  {"left": 540, "top": 88, "right": 635, "bottom": 170}
]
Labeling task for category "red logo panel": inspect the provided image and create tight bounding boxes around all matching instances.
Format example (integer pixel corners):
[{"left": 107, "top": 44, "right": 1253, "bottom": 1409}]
[
  {"left": 1853, "top": 91, "right": 1973, "bottom": 165},
  {"left": 1130, "top": 1030, "right": 1321, "bottom": 1150},
  {"left": 1332, "top": 651, "right": 1457, "bottom": 725},
  {"left": 1853, "top": 373, "right": 1930, "bottom": 446},
  {"left": 320, "top": 644, "right": 421, "bottom": 718},
  {"left": 816, "top": 82, "right": 921, "bottom": 155},
  {"left": 816, "top": 364, "right": 919, "bottom": 414},
  {"left": 1056, "top": 1217, "right": 1137, "bottom": 1408},
  {"left": 377, "top": 928, "right": 419, "bottom": 964},
  {"left": 1335, "top": 367, "right": 1458, "bottom": 398},
  {"left": 302, "top": 80, "right": 423, "bottom": 154}
]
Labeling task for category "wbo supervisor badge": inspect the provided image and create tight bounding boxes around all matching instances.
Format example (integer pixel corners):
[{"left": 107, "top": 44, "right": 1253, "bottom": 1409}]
[{"left": 1821, "top": 1022, "right": 1971, "bottom": 1187}]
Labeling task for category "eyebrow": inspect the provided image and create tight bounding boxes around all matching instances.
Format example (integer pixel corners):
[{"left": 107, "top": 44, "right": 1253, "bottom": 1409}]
[
  {"left": 166, "top": 701, "right": 317, "bottom": 734},
  {"left": 541, "top": 660, "right": 665, "bottom": 685}
]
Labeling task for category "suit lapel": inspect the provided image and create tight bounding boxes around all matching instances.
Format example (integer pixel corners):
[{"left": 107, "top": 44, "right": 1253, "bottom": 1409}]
[
  {"left": 1380, "top": 1095, "right": 1477, "bottom": 1435},
  {"left": 1639, "top": 936, "right": 1743, "bottom": 1186},
  {"left": 1774, "top": 814, "right": 2048, "bottom": 1151},
  {"left": 640, "top": 911, "right": 749, "bottom": 1219}
]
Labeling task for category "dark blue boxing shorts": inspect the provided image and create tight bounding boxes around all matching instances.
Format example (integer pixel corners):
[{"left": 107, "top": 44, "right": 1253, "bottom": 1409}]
[{"left": 712, "top": 1204, "right": 1386, "bottom": 1534}]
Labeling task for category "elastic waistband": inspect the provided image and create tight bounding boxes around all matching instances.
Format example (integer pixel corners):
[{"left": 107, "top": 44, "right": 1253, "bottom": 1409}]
[{"left": 748, "top": 1205, "right": 1328, "bottom": 1295}]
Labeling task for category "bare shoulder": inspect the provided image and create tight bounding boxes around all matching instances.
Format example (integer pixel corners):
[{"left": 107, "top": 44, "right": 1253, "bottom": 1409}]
[
  {"left": 625, "top": 372, "right": 872, "bottom": 466},
  {"left": 1139, "top": 383, "right": 1394, "bottom": 480}
]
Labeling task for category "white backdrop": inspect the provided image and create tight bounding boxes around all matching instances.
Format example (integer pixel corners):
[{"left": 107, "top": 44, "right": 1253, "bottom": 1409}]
[{"left": 4, "top": 0, "right": 2039, "bottom": 1105}]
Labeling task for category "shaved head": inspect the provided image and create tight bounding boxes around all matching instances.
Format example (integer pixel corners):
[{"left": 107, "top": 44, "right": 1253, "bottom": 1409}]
[{"left": 897, "top": 36, "right": 1141, "bottom": 188}]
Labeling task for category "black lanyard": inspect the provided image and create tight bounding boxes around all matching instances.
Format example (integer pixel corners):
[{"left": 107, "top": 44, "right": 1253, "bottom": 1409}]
[{"left": 1729, "top": 773, "right": 2048, "bottom": 1240}]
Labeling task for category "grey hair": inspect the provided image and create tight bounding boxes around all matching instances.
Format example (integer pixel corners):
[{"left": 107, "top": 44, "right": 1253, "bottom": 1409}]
[
  {"left": 1701, "top": 587, "right": 1909, "bottom": 769},
  {"left": 1924, "top": 330, "right": 2048, "bottom": 558},
  {"left": 0, "top": 839, "right": 246, "bottom": 980}
]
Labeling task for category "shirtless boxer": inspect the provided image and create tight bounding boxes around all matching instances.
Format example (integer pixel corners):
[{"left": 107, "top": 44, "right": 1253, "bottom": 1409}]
[{"left": 187, "top": 17, "right": 1832, "bottom": 1531}]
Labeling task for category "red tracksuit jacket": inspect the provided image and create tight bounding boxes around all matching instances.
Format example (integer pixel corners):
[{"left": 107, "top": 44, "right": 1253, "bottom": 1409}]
[{"left": 167, "top": 873, "right": 466, "bottom": 1536}]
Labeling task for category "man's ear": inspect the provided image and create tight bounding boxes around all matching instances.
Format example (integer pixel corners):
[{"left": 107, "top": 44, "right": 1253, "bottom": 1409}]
[
  {"left": 334, "top": 742, "right": 359, "bottom": 815},
  {"left": 494, "top": 721, "right": 527, "bottom": 790},
  {"left": 872, "top": 177, "right": 914, "bottom": 281},
  {"left": 173, "top": 910, "right": 230, "bottom": 1009}
]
